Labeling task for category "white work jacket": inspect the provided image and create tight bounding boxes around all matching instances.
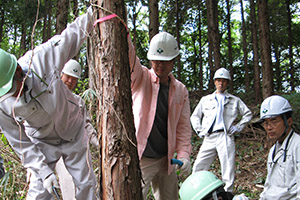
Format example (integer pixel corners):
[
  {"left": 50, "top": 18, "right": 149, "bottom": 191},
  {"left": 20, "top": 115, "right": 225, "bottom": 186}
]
[
  {"left": 260, "top": 130, "right": 300, "bottom": 200},
  {"left": 190, "top": 91, "right": 252, "bottom": 137},
  {"left": 0, "top": 8, "right": 93, "bottom": 180}
]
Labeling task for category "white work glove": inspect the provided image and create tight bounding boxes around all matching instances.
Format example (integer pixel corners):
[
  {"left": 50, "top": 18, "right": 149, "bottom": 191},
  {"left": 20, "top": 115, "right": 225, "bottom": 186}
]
[
  {"left": 228, "top": 125, "right": 239, "bottom": 136},
  {"left": 89, "top": 133, "right": 99, "bottom": 147},
  {"left": 178, "top": 158, "right": 191, "bottom": 177},
  {"left": 43, "top": 173, "right": 59, "bottom": 194}
]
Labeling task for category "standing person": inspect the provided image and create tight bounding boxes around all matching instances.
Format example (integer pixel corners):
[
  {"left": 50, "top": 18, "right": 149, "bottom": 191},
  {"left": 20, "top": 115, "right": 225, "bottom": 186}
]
[
  {"left": 128, "top": 32, "right": 192, "bottom": 200},
  {"left": 190, "top": 68, "right": 252, "bottom": 193},
  {"left": 0, "top": 7, "right": 97, "bottom": 200},
  {"left": 0, "top": 155, "right": 4, "bottom": 179},
  {"left": 259, "top": 95, "right": 300, "bottom": 200},
  {"left": 57, "top": 59, "right": 99, "bottom": 200}
]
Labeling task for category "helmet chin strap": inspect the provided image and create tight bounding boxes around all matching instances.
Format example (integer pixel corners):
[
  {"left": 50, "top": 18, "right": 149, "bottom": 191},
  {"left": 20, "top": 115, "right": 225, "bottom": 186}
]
[
  {"left": 212, "top": 191, "right": 218, "bottom": 200},
  {"left": 278, "top": 114, "right": 289, "bottom": 141}
]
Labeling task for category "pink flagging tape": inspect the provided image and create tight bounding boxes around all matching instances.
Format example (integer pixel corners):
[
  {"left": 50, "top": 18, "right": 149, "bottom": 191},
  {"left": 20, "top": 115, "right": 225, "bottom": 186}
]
[
  {"left": 93, "top": 13, "right": 129, "bottom": 33},
  {"left": 93, "top": 14, "right": 118, "bottom": 26}
]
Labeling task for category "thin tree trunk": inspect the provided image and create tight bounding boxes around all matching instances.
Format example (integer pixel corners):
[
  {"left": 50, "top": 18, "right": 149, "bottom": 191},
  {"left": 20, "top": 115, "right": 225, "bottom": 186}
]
[
  {"left": 257, "top": 0, "right": 273, "bottom": 99},
  {"left": 0, "top": 0, "right": 6, "bottom": 46},
  {"left": 175, "top": 0, "right": 182, "bottom": 81},
  {"left": 90, "top": 1, "right": 143, "bottom": 199},
  {"left": 226, "top": 0, "right": 233, "bottom": 92},
  {"left": 240, "top": 0, "right": 249, "bottom": 93},
  {"left": 197, "top": 2, "right": 203, "bottom": 92},
  {"left": 56, "top": 0, "right": 69, "bottom": 34},
  {"left": 206, "top": 0, "right": 221, "bottom": 90},
  {"left": 250, "top": 0, "right": 262, "bottom": 104},
  {"left": 286, "top": 0, "right": 294, "bottom": 91},
  {"left": 148, "top": 0, "right": 159, "bottom": 40}
]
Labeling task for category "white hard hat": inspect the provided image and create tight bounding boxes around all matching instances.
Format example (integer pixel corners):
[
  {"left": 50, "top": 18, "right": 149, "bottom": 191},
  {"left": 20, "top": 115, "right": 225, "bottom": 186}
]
[
  {"left": 147, "top": 32, "right": 179, "bottom": 61},
  {"left": 260, "top": 95, "right": 292, "bottom": 120},
  {"left": 62, "top": 59, "right": 82, "bottom": 79},
  {"left": 213, "top": 68, "right": 231, "bottom": 80}
]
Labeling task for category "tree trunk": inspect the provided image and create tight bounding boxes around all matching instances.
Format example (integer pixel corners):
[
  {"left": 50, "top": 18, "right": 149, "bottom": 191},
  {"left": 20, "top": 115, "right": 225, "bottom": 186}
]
[
  {"left": 197, "top": 2, "right": 203, "bottom": 92},
  {"left": 56, "top": 0, "right": 69, "bottom": 34},
  {"left": 148, "top": 0, "right": 159, "bottom": 40},
  {"left": 257, "top": 0, "right": 273, "bottom": 99},
  {"left": 226, "top": 0, "right": 233, "bottom": 92},
  {"left": 0, "top": 0, "right": 6, "bottom": 46},
  {"left": 240, "top": 0, "right": 249, "bottom": 93},
  {"left": 206, "top": 0, "right": 221, "bottom": 90},
  {"left": 286, "top": 0, "right": 294, "bottom": 91},
  {"left": 90, "top": 1, "right": 143, "bottom": 199},
  {"left": 42, "top": 0, "right": 52, "bottom": 42},
  {"left": 175, "top": 0, "right": 182, "bottom": 81},
  {"left": 250, "top": 0, "right": 262, "bottom": 104}
]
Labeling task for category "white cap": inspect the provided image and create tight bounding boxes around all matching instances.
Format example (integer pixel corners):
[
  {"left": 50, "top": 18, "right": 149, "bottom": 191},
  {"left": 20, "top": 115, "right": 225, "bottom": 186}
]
[
  {"left": 260, "top": 95, "right": 292, "bottom": 119},
  {"left": 62, "top": 59, "right": 82, "bottom": 79},
  {"left": 213, "top": 68, "right": 231, "bottom": 80},
  {"left": 147, "top": 32, "right": 179, "bottom": 61}
]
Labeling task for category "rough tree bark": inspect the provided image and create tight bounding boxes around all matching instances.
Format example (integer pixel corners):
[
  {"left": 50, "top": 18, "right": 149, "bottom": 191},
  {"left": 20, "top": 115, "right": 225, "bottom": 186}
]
[
  {"left": 89, "top": 1, "right": 142, "bottom": 199},
  {"left": 257, "top": 0, "right": 273, "bottom": 99},
  {"left": 206, "top": 0, "right": 221, "bottom": 89},
  {"left": 56, "top": 0, "right": 69, "bottom": 34},
  {"left": 250, "top": 0, "right": 262, "bottom": 104},
  {"left": 149, "top": 0, "right": 159, "bottom": 40}
]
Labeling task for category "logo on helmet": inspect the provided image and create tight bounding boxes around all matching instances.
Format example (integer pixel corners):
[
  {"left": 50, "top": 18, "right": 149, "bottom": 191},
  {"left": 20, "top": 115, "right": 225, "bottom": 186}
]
[
  {"left": 262, "top": 108, "right": 268, "bottom": 114},
  {"left": 157, "top": 48, "right": 164, "bottom": 54},
  {"left": 73, "top": 69, "right": 78, "bottom": 73}
]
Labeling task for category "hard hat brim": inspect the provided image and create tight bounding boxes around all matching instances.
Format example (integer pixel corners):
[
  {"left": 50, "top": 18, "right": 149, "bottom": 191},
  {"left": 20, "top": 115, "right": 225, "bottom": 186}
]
[
  {"left": 147, "top": 53, "right": 179, "bottom": 61},
  {"left": 0, "top": 78, "right": 14, "bottom": 97}
]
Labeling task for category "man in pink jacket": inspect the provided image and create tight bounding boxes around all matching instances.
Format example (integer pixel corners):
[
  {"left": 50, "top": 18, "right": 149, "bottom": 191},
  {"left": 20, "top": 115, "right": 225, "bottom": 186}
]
[{"left": 128, "top": 32, "right": 192, "bottom": 200}]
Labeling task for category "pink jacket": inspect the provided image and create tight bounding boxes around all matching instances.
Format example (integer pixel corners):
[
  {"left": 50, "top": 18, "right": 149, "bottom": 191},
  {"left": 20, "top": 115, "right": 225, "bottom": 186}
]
[{"left": 128, "top": 39, "right": 192, "bottom": 174}]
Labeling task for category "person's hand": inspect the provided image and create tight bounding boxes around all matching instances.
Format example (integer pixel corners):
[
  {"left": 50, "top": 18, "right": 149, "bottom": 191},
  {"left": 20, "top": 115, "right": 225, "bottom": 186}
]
[
  {"left": 90, "top": 134, "right": 99, "bottom": 147},
  {"left": 43, "top": 173, "right": 59, "bottom": 194},
  {"left": 228, "top": 125, "right": 239, "bottom": 136},
  {"left": 179, "top": 158, "right": 191, "bottom": 177}
]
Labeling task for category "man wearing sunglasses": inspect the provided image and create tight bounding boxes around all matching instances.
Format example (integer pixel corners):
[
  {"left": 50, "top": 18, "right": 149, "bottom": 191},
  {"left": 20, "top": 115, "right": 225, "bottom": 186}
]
[{"left": 259, "top": 95, "right": 300, "bottom": 199}]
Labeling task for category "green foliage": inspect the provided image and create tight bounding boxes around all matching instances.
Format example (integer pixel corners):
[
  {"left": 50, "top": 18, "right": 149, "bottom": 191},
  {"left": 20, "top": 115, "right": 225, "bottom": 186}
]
[{"left": 282, "top": 92, "right": 300, "bottom": 132}]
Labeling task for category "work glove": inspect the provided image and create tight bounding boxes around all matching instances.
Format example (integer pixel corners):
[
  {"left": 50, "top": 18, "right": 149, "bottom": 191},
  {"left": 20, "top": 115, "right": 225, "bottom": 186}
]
[
  {"left": 89, "top": 133, "right": 99, "bottom": 147},
  {"left": 178, "top": 158, "right": 191, "bottom": 177},
  {"left": 43, "top": 173, "right": 59, "bottom": 194},
  {"left": 228, "top": 125, "right": 239, "bottom": 136}
]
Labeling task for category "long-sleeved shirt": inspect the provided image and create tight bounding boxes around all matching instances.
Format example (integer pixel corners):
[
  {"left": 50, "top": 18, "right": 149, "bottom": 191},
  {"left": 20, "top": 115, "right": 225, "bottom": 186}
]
[
  {"left": 128, "top": 38, "right": 192, "bottom": 174},
  {"left": 0, "top": 7, "right": 93, "bottom": 180},
  {"left": 260, "top": 130, "right": 300, "bottom": 200},
  {"left": 190, "top": 91, "right": 252, "bottom": 137}
]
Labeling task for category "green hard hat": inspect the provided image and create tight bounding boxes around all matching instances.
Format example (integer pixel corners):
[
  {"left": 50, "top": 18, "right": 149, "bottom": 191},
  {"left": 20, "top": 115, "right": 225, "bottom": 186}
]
[
  {"left": 0, "top": 48, "right": 17, "bottom": 97},
  {"left": 179, "top": 171, "right": 224, "bottom": 200}
]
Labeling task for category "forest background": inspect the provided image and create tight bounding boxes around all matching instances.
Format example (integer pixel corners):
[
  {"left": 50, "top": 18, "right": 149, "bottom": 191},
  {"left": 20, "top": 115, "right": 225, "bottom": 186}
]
[{"left": 1, "top": 0, "right": 300, "bottom": 199}]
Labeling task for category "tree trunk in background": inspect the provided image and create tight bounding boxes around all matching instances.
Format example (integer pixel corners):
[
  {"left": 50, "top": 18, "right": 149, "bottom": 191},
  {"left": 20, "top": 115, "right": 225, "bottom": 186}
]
[
  {"left": 0, "top": 0, "right": 6, "bottom": 46},
  {"left": 250, "top": 0, "right": 261, "bottom": 104},
  {"left": 206, "top": 0, "right": 221, "bottom": 90},
  {"left": 175, "top": 0, "right": 182, "bottom": 81},
  {"left": 257, "top": 0, "right": 273, "bottom": 99},
  {"left": 286, "top": 0, "right": 294, "bottom": 91},
  {"left": 42, "top": 0, "right": 52, "bottom": 42},
  {"left": 149, "top": 0, "right": 159, "bottom": 40},
  {"left": 56, "top": 0, "right": 69, "bottom": 34},
  {"left": 197, "top": 2, "right": 203, "bottom": 93},
  {"left": 273, "top": 44, "right": 282, "bottom": 91},
  {"left": 90, "top": 1, "right": 143, "bottom": 199},
  {"left": 240, "top": 0, "right": 249, "bottom": 93},
  {"left": 226, "top": 0, "right": 233, "bottom": 92}
]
